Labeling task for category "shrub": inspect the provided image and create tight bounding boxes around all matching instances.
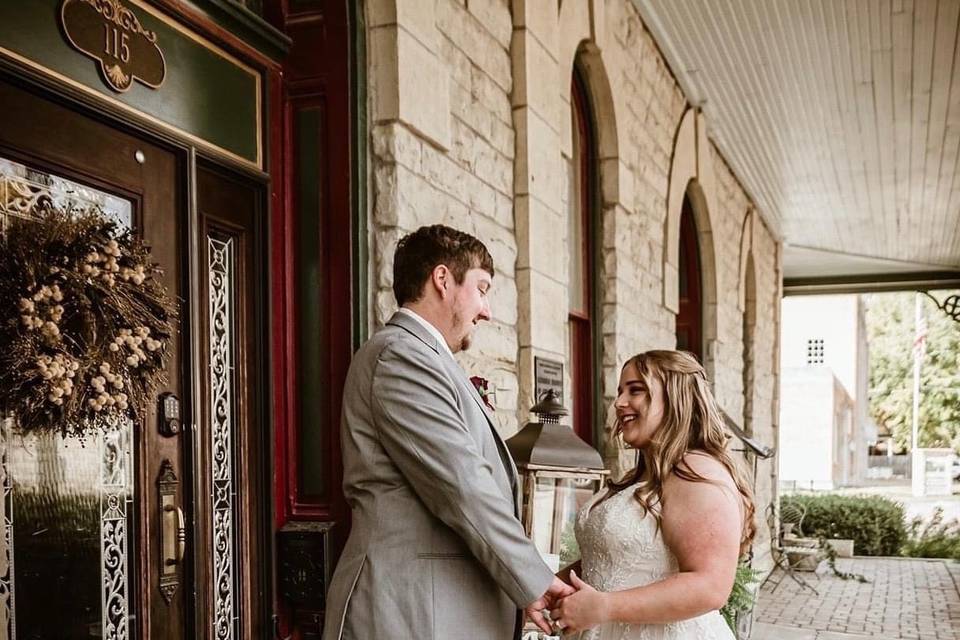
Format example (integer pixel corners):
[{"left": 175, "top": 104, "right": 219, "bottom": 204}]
[
  {"left": 781, "top": 494, "right": 907, "bottom": 556},
  {"left": 901, "top": 508, "right": 960, "bottom": 560}
]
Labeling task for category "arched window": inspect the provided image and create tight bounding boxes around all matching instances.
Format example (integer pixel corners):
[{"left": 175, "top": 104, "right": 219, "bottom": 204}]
[
  {"left": 676, "top": 193, "right": 703, "bottom": 361},
  {"left": 568, "top": 69, "right": 598, "bottom": 444}
]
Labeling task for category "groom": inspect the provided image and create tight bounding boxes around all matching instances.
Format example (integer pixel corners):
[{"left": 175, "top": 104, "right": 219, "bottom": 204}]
[{"left": 322, "top": 225, "right": 571, "bottom": 640}]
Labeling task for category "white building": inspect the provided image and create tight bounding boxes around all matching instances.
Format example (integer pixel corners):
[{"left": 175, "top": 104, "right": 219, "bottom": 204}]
[{"left": 779, "top": 295, "right": 871, "bottom": 489}]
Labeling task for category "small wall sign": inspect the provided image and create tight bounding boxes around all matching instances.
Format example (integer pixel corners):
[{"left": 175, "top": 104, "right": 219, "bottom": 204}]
[
  {"left": 60, "top": 0, "right": 166, "bottom": 93},
  {"left": 534, "top": 356, "right": 564, "bottom": 405}
]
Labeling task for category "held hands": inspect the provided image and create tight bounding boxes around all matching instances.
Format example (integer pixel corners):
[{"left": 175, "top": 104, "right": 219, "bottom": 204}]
[
  {"left": 524, "top": 577, "right": 576, "bottom": 634},
  {"left": 548, "top": 570, "right": 609, "bottom": 634}
]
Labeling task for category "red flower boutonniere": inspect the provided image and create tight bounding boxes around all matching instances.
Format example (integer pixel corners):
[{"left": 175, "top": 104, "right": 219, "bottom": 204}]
[{"left": 469, "top": 375, "right": 496, "bottom": 411}]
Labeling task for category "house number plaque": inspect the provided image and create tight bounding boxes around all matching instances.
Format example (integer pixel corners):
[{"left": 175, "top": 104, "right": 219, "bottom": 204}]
[{"left": 60, "top": 0, "right": 166, "bottom": 93}]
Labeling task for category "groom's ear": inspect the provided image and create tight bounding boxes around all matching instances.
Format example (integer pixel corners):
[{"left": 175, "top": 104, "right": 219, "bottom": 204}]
[{"left": 430, "top": 264, "right": 451, "bottom": 298}]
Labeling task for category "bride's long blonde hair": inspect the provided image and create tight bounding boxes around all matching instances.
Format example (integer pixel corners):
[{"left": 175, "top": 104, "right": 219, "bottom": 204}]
[{"left": 610, "top": 350, "right": 756, "bottom": 555}]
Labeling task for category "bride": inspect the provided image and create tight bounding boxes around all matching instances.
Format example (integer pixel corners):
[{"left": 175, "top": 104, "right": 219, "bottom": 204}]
[{"left": 549, "top": 350, "right": 756, "bottom": 639}]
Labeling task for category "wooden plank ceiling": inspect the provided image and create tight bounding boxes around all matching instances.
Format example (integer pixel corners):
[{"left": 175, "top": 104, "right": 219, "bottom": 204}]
[{"left": 635, "top": 0, "right": 960, "bottom": 283}]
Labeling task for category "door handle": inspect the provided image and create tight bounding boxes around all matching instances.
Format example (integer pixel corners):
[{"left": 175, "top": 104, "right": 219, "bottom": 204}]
[
  {"left": 157, "top": 459, "right": 181, "bottom": 603},
  {"left": 164, "top": 504, "right": 187, "bottom": 565}
]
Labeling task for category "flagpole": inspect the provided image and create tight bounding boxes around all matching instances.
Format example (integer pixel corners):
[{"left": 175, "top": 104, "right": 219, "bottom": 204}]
[{"left": 911, "top": 293, "right": 923, "bottom": 497}]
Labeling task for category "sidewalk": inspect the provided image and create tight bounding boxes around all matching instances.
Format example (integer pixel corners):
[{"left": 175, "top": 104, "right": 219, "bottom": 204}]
[{"left": 751, "top": 557, "right": 960, "bottom": 640}]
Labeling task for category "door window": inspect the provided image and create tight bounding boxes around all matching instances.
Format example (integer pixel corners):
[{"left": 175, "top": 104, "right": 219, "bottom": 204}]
[{"left": 0, "top": 156, "right": 137, "bottom": 639}]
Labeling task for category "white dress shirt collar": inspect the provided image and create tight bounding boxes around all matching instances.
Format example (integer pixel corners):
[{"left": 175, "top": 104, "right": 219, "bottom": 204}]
[{"left": 397, "top": 307, "right": 453, "bottom": 356}]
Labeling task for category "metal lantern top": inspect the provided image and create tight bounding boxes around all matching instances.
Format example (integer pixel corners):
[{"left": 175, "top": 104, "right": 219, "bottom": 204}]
[
  {"left": 528, "top": 389, "right": 568, "bottom": 424},
  {"left": 505, "top": 390, "right": 604, "bottom": 471}
]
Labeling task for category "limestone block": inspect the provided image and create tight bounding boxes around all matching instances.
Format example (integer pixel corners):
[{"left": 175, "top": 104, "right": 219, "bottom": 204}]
[
  {"left": 514, "top": 195, "right": 566, "bottom": 276},
  {"left": 662, "top": 261, "right": 679, "bottom": 313},
  {"left": 601, "top": 158, "right": 631, "bottom": 209},
  {"left": 444, "top": 117, "right": 480, "bottom": 171},
  {"left": 409, "top": 166, "right": 473, "bottom": 232},
  {"left": 375, "top": 289, "right": 397, "bottom": 326},
  {"left": 467, "top": 173, "right": 498, "bottom": 217},
  {"left": 372, "top": 122, "right": 423, "bottom": 172},
  {"left": 493, "top": 192, "right": 513, "bottom": 230},
  {"left": 470, "top": 139, "right": 512, "bottom": 197},
  {"left": 513, "top": 108, "right": 563, "bottom": 211},
  {"left": 464, "top": 0, "right": 513, "bottom": 48},
  {"left": 514, "top": 346, "right": 535, "bottom": 426},
  {"left": 366, "top": 0, "right": 398, "bottom": 27},
  {"left": 589, "top": 0, "right": 606, "bottom": 50},
  {"left": 512, "top": 0, "right": 559, "bottom": 55},
  {"left": 470, "top": 213, "right": 518, "bottom": 279},
  {"left": 470, "top": 65, "right": 513, "bottom": 125},
  {"left": 369, "top": 26, "right": 401, "bottom": 122},
  {"left": 454, "top": 103, "right": 496, "bottom": 157},
  {"left": 489, "top": 277, "right": 519, "bottom": 326},
  {"left": 526, "top": 269, "right": 568, "bottom": 353},
  {"left": 470, "top": 320, "right": 520, "bottom": 363},
  {"left": 438, "top": 3, "right": 511, "bottom": 92},
  {"left": 421, "top": 146, "right": 478, "bottom": 213},
  {"left": 374, "top": 227, "right": 405, "bottom": 289},
  {"left": 387, "top": 0, "right": 439, "bottom": 50},
  {"left": 511, "top": 28, "right": 560, "bottom": 128},
  {"left": 373, "top": 163, "right": 400, "bottom": 227},
  {"left": 371, "top": 26, "right": 451, "bottom": 150},
  {"left": 515, "top": 268, "right": 568, "bottom": 352},
  {"left": 696, "top": 112, "right": 719, "bottom": 222},
  {"left": 444, "top": 36, "right": 473, "bottom": 91},
  {"left": 440, "top": 197, "right": 470, "bottom": 229},
  {"left": 489, "top": 119, "right": 516, "bottom": 159},
  {"left": 558, "top": 0, "right": 591, "bottom": 87}
]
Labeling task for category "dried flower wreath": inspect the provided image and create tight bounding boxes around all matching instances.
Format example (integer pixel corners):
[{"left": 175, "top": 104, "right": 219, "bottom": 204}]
[{"left": 0, "top": 202, "right": 176, "bottom": 438}]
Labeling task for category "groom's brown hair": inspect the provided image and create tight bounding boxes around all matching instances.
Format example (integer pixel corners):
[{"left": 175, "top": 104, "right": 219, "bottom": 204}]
[{"left": 393, "top": 225, "right": 494, "bottom": 306}]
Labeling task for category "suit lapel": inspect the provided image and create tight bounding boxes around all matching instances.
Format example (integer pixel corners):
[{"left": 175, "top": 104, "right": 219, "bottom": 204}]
[
  {"left": 458, "top": 367, "right": 520, "bottom": 498},
  {"left": 388, "top": 311, "right": 521, "bottom": 508}
]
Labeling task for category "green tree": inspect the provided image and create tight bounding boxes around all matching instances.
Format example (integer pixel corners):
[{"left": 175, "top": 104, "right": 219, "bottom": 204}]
[{"left": 866, "top": 291, "right": 960, "bottom": 452}]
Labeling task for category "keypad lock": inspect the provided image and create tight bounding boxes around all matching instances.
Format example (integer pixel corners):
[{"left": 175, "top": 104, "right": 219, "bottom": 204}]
[{"left": 159, "top": 392, "right": 181, "bottom": 436}]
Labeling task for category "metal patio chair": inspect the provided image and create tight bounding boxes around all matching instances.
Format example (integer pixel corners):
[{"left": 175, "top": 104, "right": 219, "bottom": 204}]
[{"left": 764, "top": 501, "right": 820, "bottom": 594}]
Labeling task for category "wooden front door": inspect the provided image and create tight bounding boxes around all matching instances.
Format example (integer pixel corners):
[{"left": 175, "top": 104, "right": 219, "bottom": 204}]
[{"left": 0, "top": 77, "right": 266, "bottom": 639}]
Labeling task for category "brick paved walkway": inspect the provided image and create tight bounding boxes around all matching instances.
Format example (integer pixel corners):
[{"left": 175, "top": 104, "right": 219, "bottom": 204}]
[{"left": 752, "top": 557, "right": 960, "bottom": 640}]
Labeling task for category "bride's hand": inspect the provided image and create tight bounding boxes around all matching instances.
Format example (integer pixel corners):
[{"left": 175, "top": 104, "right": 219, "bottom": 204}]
[{"left": 549, "top": 570, "right": 611, "bottom": 634}]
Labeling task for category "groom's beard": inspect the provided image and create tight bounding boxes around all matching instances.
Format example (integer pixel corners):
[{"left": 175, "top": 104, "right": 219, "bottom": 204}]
[{"left": 451, "top": 310, "right": 473, "bottom": 352}]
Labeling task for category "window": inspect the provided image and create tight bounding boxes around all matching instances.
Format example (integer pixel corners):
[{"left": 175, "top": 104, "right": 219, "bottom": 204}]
[
  {"left": 568, "top": 69, "right": 597, "bottom": 445},
  {"left": 676, "top": 194, "right": 703, "bottom": 361}
]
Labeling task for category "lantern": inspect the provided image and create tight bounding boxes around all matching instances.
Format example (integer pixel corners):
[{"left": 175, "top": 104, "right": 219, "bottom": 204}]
[{"left": 505, "top": 390, "right": 609, "bottom": 572}]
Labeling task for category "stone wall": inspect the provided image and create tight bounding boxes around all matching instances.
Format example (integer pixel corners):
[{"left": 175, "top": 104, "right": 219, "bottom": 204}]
[{"left": 365, "top": 0, "right": 782, "bottom": 572}]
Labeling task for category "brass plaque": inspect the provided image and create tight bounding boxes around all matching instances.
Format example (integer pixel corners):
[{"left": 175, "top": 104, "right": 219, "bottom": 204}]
[{"left": 59, "top": 0, "right": 165, "bottom": 93}]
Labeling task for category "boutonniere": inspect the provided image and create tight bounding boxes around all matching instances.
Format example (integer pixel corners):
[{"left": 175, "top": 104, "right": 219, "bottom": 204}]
[{"left": 469, "top": 375, "right": 495, "bottom": 411}]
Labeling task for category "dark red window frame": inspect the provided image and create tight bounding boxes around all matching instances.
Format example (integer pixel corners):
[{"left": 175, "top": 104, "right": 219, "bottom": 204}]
[
  {"left": 676, "top": 193, "right": 703, "bottom": 361},
  {"left": 269, "top": 1, "right": 352, "bottom": 533},
  {"left": 570, "top": 71, "right": 596, "bottom": 445}
]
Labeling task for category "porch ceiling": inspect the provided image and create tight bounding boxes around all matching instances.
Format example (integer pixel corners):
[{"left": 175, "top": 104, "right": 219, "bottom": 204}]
[{"left": 634, "top": 0, "right": 960, "bottom": 286}]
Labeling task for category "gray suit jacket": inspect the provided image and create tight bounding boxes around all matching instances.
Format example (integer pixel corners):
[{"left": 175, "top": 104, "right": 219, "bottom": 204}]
[{"left": 322, "top": 312, "right": 554, "bottom": 640}]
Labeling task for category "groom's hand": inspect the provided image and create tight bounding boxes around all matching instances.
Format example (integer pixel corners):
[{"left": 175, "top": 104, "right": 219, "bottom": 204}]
[{"left": 525, "top": 577, "right": 576, "bottom": 634}]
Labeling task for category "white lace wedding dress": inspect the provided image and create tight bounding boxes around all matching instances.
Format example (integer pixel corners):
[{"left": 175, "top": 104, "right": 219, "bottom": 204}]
[{"left": 571, "top": 485, "right": 735, "bottom": 640}]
